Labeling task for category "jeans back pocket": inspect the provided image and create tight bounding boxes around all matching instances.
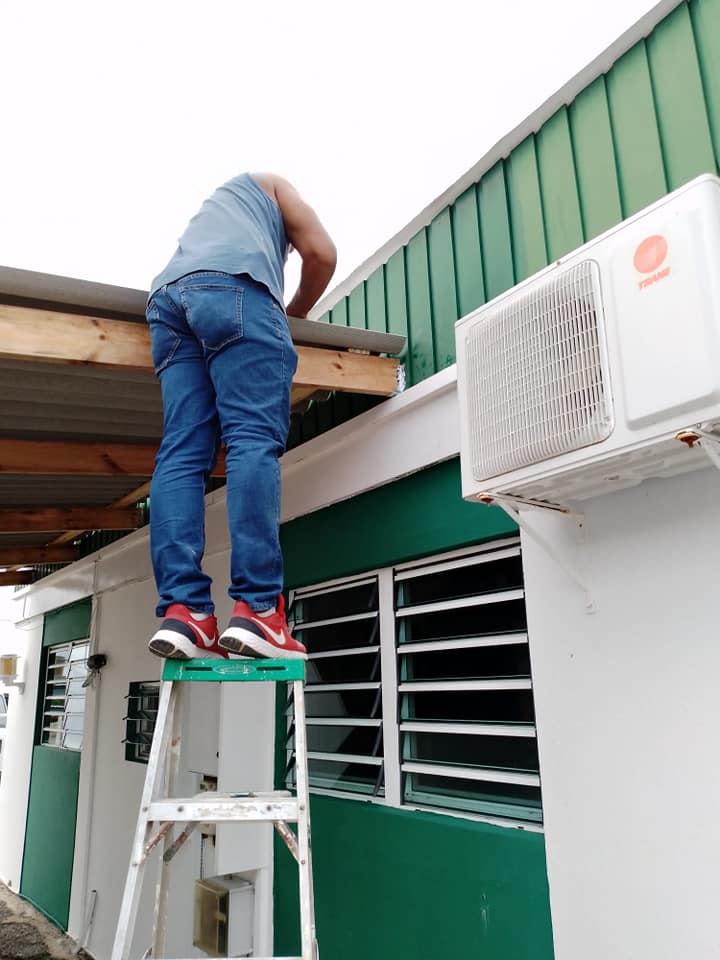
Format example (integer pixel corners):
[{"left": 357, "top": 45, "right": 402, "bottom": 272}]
[{"left": 179, "top": 284, "right": 244, "bottom": 356}]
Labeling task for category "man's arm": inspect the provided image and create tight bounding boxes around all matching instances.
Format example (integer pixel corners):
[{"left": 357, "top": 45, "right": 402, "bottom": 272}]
[{"left": 260, "top": 174, "right": 337, "bottom": 318}]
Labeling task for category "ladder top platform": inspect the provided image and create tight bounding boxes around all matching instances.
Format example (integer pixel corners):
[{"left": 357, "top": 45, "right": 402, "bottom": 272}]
[{"left": 162, "top": 657, "right": 305, "bottom": 683}]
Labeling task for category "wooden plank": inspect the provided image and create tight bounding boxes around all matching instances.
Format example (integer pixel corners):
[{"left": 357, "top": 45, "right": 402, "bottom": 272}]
[
  {"left": 0, "top": 507, "right": 140, "bottom": 533},
  {"left": 0, "top": 439, "right": 226, "bottom": 478},
  {"left": 0, "top": 304, "right": 400, "bottom": 395},
  {"left": 0, "top": 572, "right": 33, "bottom": 586},
  {"left": 47, "top": 482, "right": 151, "bottom": 547},
  {"left": 0, "top": 439, "right": 180, "bottom": 477},
  {"left": 0, "top": 304, "right": 152, "bottom": 369},
  {"left": 0, "top": 546, "right": 76, "bottom": 564},
  {"left": 294, "top": 346, "right": 399, "bottom": 396}
]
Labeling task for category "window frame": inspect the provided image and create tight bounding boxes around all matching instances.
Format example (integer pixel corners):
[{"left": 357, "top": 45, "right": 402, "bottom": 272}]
[
  {"left": 286, "top": 536, "right": 543, "bottom": 831},
  {"left": 38, "top": 638, "right": 91, "bottom": 751},
  {"left": 286, "top": 573, "right": 385, "bottom": 798}
]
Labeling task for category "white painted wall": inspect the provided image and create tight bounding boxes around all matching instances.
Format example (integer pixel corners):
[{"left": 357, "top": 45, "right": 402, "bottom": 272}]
[
  {"left": 0, "top": 588, "right": 42, "bottom": 891},
  {"left": 522, "top": 465, "right": 720, "bottom": 960}
]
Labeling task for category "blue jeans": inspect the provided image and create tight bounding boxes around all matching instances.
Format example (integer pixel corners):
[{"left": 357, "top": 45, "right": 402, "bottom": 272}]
[{"left": 147, "top": 272, "right": 298, "bottom": 617}]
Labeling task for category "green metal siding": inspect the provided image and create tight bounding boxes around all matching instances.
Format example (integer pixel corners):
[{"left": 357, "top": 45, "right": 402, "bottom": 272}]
[
  {"left": 289, "top": 0, "right": 720, "bottom": 449},
  {"left": 274, "top": 797, "right": 554, "bottom": 960}
]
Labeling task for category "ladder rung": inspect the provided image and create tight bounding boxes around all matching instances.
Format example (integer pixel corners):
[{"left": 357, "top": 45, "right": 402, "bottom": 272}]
[
  {"left": 146, "top": 792, "right": 299, "bottom": 823},
  {"left": 162, "top": 658, "right": 305, "bottom": 683}
]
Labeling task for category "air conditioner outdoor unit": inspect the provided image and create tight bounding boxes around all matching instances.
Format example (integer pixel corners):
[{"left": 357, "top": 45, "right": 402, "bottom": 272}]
[{"left": 455, "top": 174, "right": 720, "bottom": 509}]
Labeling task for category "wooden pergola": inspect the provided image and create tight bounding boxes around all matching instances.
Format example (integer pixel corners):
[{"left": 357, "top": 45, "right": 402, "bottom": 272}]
[{"left": 0, "top": 269, "right": 404, "bottom": 584}]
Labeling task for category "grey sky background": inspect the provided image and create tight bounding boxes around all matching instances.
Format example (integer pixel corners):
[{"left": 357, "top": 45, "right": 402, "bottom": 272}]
[{"left": 0, "top": 0, "right": 657, "bottom": 302}]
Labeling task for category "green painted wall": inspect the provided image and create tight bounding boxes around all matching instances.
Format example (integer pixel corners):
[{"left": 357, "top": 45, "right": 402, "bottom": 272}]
[
  {"left": 20, "top": 746, "right": 81, "bottom": 929},
  {"left": 274, "top": 797, "right": 553, "bottom": 960},
  {"left": 21, "top": 598, "right": 91, "bottom": 929},
  {"left": 288, "top": 0, "right": 720, "bottom": 450},
  {"left": 280, "top": 458, "right": 516, "bottom": 589}
]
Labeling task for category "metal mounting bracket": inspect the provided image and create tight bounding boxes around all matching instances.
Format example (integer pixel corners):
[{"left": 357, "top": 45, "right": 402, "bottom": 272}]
[
  {"left": 676, "top": 425, "right": 720, "bottom": 473},
  {"left": 478, "top": 492, "right": 594, "bottom": 612}
]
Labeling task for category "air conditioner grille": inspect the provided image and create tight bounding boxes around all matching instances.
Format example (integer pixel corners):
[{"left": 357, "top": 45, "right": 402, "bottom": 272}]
[{"left": 466, "top": 260, "right": 612, "bottom": 481}]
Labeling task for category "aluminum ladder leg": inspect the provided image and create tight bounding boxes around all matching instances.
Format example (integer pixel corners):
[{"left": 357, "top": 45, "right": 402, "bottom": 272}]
[{"left": 110, "top": 657, "right": 317, "bottom": 960}]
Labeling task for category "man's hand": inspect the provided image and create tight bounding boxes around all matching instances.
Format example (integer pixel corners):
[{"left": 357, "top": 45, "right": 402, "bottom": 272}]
[{"left": 256, "top": 173, "right": 337, "bottom": 318}]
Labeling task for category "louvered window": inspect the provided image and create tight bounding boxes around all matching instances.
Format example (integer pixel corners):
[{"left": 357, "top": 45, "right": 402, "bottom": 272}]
[
  {"left": 395, "top": 540, "right": 541, "bottom": 823},
  {"left": 40, "top": 639, "right": 90, "bottom": 750},
  {"left": 285, "top": 537, "right": 542, "bottom": 826},
  {"left": 285, "top": 577, "right": 383, "bottom": 796},
  {"left": 124, "top": 680, "right": 161, "bottom": 764}
]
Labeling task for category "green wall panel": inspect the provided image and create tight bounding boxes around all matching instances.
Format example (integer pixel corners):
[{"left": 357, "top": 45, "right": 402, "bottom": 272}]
[
  {"left": 428, "top": 209, "right": 459, "bottom": 369},
  {"left": 21, "top": 746, "right": 81, "bottom": 929},
  {"left": 536, "top": 108, "right": 585, "bottom": 260},
  {"left": 478, "top": 162, "right": 515, "bottom": 301},
  {"left": 42, "top": 598, "right": 91, "bottom": 648},
  {"left": 274, "top": 796, "right": 554, "bottom": 960},
  {"left": 451, "top": 184, "right": 485, "bottom": 317},
  {"left": 329, "top": 298, "right": 348, "bottom": 326},
  {"left": 691, "top": 0, "right": 720, "bottom": 167},
  {"left": 648, "top": 3, "right": 716, "bottom": 189},
  {"left": 348, "top": 282, "right": 366, "bottom": 329},
  {"left": 365, "top": 267, "right": 387, "bottom": 333},
  {"left": 569, "top": 78, "right": 624, "bottom": 240},
  {"left": 506, "top": 136, "right": 548, "bottom": 281},
  {"left": 405, "top": 230, "right": 435, "bottom": 383},
  {"left": 606, "top": 42, "right": 668, "bottom": 215},
  {"left": 281, "top": 458, "right": 516, "bottom": 589},
  {"left": 384, "top": 248, "right": 409, "bottom": 355}
]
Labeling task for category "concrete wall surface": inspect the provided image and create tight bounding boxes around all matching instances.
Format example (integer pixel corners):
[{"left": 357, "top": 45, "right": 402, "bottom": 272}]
[{"left": 522, "top": 465, "right": 720, "bottom": 960}]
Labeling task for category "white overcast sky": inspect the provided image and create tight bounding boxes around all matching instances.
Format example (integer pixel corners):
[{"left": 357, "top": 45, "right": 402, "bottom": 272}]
[{"left": 0, "top": 0, "right": 659, "bottom": 302}]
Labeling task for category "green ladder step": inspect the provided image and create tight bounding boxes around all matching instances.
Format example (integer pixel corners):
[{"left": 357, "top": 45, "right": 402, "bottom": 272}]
[{"left": 162, "top": 657, "right": 305, "bottom": 683}]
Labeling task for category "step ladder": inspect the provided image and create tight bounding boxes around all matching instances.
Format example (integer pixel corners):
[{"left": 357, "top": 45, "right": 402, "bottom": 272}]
[{"left": 111, "top": 658, "right": 317, "bottom": 960}]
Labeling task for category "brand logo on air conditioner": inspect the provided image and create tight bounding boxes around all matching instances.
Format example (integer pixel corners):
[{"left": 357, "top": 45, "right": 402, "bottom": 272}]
[{"left": 633, "top": 234, "right": 670, "bottom": 290}]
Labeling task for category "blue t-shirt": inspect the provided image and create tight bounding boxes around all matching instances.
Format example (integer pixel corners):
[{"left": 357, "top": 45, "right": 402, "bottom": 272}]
[{"left": 150, "top": 173, "right": 288, "bottom": 307}]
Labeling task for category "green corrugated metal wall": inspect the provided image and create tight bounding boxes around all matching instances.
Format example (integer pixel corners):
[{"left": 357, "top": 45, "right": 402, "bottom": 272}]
[{"left": 288, "top": 0, "right": 720, "bottom": 449}]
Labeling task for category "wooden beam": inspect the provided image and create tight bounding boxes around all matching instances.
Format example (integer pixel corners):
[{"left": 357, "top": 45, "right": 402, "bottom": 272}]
[
  {"left": 0, "top": 546, "right": 76, "bottom": 565},
  {"left": 294, "top": 347, "right": 399, "bottom": 396},
  {"left": 49, "top": 481, "right": 152, "bottom": 546},
  {"left": 0, "top": 439, "right": 227, "bottom": 477},
  {"left": 0, "top": 507, "right": 140, "bottom": 534},
  {"left": 0, "top": 572, "right": 33, "bottom": 586},
  {"left": 0, "top": 303, "right": 152, "bottom": 369},
  {"left": 0, "top": 304, "right": 401, "bottom": 395}
]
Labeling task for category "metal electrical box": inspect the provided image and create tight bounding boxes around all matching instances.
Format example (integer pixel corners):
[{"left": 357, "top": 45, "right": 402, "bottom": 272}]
[{"left": 193, "top": 875, "right": 254, "bottom": 957}]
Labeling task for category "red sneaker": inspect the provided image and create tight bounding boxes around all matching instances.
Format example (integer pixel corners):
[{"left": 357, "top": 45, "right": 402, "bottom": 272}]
[
  {"left": 148, "top": 604, "right": 228, "bottom": 660},
  {"left": 218, "top": 594, "right": 306, "bottom": 660}
]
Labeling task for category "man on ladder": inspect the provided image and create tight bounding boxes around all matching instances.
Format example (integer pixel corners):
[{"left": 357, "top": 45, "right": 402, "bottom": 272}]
[
  {"left": 144, "top": 172, "right": 336, "bottom": 662},
  {"left": 111, "top": 174, "right": 334, "bottom": 960}
]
